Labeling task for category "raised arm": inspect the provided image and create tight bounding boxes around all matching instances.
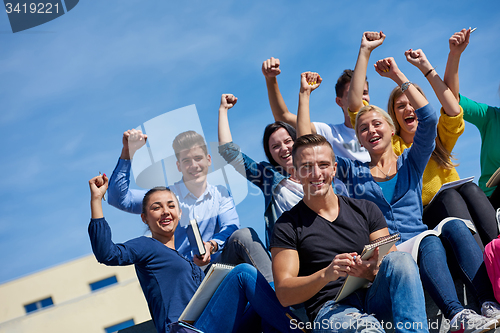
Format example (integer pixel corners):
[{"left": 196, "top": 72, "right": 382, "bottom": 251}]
[
  {"left": 90, "top": 173, "right": 108, "bottom": 219},
  {"left": 107, "top": 129, "right": 148, "bottom": 214},
  {"left": 377, "top": 57, "right": 437, "bottom": 173},
  {"left": 348, "top": 31, "right": 386, "bottom": 112},
  {"left": 262, "top": 57, "right": 317, "bottom": 133},
  {"left": 444, "top": 28, "right": 471, "bottom": 101},
  {"left": 374, "top": 56, "right": 428, "bottom": 110},
  {"left": 405, "top": 49, "right": 460, "bottom": 116},
  {"left": 271, "top": 247, "right": 356, "bottom": 307},
  {"left": 120, "top": 129, "right": 148, "bottom": 160},
  {"left": 263, "top": 57, "right": 293, "bottom": 124},
  {"left": 218, "top": 94, "right": 238, "bottom": 144},
  {"left": 297, "top": 71, "right": 322, "bottom": 137},
  {"left": 217, "top": 90, "right": 272, "bottom": 194}
]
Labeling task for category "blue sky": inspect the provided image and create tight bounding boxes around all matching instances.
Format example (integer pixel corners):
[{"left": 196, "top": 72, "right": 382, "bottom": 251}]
[{"left": 1, "top": 1, "right": 499, "bottom": 284}]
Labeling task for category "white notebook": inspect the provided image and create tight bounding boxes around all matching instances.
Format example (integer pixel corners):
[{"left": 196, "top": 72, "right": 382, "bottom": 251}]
[
  {"left": 179, "top": 263, "right": 234, "bottom": 324},
  {"left": 427, "top": 176, "right": 474, "bottom": 206}
]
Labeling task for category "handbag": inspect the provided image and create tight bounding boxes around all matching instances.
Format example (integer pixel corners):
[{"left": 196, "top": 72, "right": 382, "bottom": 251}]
[
  {"left": 484, "top": 235, "right": 500, "bottom": 303},
  {"left": 168, "top": 321, "right": 204, "bottom": 333}
]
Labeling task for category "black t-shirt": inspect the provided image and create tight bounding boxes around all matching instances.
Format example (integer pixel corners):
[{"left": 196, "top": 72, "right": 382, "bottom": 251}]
[{"left": 270, "top": 196, "right": 387, "bottom": 321}]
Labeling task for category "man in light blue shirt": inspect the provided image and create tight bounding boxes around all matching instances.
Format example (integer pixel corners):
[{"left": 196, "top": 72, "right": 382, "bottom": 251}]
[{"left": 108, "top": 129, "right": 272, "bottom": 281}]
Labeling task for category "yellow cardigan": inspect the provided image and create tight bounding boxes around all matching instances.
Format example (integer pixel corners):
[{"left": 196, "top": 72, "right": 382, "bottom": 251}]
[{"left": 349, "top": 104, "right": 464, "bottom": 206}]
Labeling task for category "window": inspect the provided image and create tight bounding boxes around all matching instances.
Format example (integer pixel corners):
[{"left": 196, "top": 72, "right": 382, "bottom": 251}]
[
  {"left": 104, "top": 319, "right": 135, "bottom": 333},
  {"left": 24, "top": 297, "right": 54, "bottom": 314},
  {"left": 89, "top": 275, "right": 118, "bottom": 292}
]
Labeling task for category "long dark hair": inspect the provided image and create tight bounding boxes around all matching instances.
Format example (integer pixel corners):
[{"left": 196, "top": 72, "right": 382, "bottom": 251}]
[
  {"left": 262, "top": 121, "right": 297, "bottom": 167},
  {"left": 141, "top": 186, "right": 179, "bottom": 215}
]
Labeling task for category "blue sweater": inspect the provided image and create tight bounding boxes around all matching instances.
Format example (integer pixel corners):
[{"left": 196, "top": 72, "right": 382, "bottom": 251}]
[
  {"left": 88, "top": 218, "right": 204, "bottom": 333},
  {"left": 335, "top": 103, "right": 438, "bottom": 242}
]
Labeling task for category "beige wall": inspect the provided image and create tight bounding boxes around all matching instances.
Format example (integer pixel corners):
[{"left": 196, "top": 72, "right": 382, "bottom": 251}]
[{"left": 0, "top": 255, "right": 151, "bottom": 333}]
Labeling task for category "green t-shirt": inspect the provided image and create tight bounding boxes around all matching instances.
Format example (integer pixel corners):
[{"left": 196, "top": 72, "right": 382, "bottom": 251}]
[{"left": 460, "top": 95, "right": 500, "bottom": 196}]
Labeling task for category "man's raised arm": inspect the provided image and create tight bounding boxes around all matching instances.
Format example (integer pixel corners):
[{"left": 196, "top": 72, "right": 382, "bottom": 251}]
[
  {"left": 107, "top": 129, "right": 148, "bottom": 214},
  {"left": 348, "top": 31, "right": 385, "bottom": 113}
]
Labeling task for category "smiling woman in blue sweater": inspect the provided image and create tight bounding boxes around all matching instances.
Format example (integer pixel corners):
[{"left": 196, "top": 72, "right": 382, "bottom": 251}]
[
  {"left": 87, "top": 174, "right": 302, "bottom": 333},
  {"left": 296, "top": 30, "right": 500, "bottom": 332}
]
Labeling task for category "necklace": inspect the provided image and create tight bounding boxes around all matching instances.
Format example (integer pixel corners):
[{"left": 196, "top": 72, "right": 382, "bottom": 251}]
[{"left": 370, "top": 162, "right": 393, "bottom": 180}]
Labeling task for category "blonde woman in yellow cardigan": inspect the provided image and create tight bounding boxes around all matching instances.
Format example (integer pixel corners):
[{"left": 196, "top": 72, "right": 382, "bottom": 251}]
[{"left": 348, "top": 41, "right": 498, "bottom": 246}]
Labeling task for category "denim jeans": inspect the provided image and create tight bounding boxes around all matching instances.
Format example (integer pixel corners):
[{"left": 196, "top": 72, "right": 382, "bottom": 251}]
[
  {"left": 418, "top": 218, "right": 496, "bottom": 319},
  {"left": 194, "top": 263, "right": 301, "bottom": 333},
  {"left": 219, "top": 227, "right": 273, "bottom": 282},
  {"left": 313, "top": 252, "right": 428, "bottom": 333}
]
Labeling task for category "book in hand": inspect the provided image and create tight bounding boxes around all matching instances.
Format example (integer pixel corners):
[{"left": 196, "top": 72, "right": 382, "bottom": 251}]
[
  {"left": 487, "top": 167, "right": 500, "bottom": 188},
  {"left": 186, "top": 219, "right": 206, "bottom": 257},
  {"left": 179, "top": 263, "right": 235, "bottom": 324},
  {"left": 397, "top": 217, "right": 477, "bottom": 262},
  {"left": 334, "top": 233, "right": 400, "bottom": 303},
  {"left": 427, "top": 176, "right": 474, "bottom": 206}
]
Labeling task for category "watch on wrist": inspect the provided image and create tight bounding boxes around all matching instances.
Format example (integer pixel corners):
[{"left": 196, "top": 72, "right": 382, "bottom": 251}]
[{"left": 209, "top": 240, "right": 218, "bottom": 255}]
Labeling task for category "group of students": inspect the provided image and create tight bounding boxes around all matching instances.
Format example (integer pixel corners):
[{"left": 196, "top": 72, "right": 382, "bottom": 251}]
[{"left": 87, "top": 28, "right": 500, "bottom": 333}]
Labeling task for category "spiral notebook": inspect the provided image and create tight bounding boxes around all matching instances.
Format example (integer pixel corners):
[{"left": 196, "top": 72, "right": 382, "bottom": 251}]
[
  {"left": 334, "top": 233, "right": 400, "bottom": 302},
  {"left": 179, "top": 263, "right": 235, "bottom": 324}
]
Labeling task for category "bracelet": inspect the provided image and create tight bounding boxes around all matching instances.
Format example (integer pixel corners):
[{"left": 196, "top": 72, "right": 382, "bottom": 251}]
[
  {"left": 424, "top": 67, "right": 436, "bottom": 78},
  {"left": 400, "top": 81, "right": 411, "bottom": 92}
]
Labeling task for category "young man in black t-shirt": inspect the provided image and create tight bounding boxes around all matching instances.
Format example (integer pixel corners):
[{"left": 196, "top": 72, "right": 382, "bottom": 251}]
[{"left": 271, "top": 134, "right": 428, "bottom": 333}]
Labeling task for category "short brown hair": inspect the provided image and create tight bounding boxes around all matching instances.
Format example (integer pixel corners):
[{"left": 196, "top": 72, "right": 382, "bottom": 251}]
[
  {"left": 292, "top": 134, "right": 335, "bottom": 169},
  {"left": 335, "top": 69, "right": 369, "bottom": 98},
  {"left": 172, "top": 131, "right": 208, "bottom": 161}
]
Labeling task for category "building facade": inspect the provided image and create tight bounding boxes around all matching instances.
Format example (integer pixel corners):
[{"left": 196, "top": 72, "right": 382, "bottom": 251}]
[{"left": 0, "top": 254, "right": 151, "bottom": 333}]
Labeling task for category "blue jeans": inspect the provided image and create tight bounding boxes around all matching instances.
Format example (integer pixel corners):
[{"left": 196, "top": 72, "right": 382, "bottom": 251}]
[
  {"left": 313, "top": 252, "right": 428, "bottom": 333},
  {"left": 418, "top": 219, "right": 495, "bottom": 319},
  {"left": 195, "top": 264, "right": 301, "bottom": 333}
]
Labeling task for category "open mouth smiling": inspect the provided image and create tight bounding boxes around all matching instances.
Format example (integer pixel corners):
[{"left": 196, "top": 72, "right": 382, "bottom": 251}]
[
  {"left": 160, "top": 218, "right": 172, "bottom": 226},
  {"left": 404, "top": 115, "right": 416, "bottom": 125},
  {"left": 281, "top": 152, "right": 291, "bottom": 159}
]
